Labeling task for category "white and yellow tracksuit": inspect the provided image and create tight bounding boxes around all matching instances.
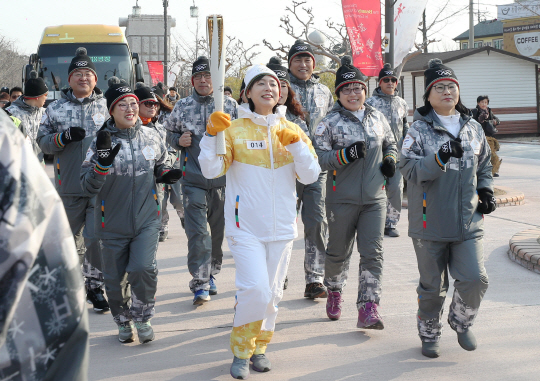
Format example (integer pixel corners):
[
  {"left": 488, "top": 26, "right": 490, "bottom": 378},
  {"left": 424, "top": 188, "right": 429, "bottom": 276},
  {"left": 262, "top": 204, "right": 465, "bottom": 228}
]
[{"left": 199, "top": 105, "right": 321, "bottom": 359}]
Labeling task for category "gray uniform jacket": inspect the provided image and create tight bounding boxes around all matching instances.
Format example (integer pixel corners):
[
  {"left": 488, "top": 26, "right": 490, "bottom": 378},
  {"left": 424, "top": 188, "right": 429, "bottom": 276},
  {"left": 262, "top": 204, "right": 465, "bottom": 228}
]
[
  {"left": 400, "top": 106, "right": 493, "bottom": 242},
  {"left": 314, "top": 102, "right": 398, "bottom": 205},
  {"left": 80, "top": 119, "right": 171, "bottom": 239},
  {"left": 290, "top": 73, "right": 334, "bottom": 136},
  {"left": 163, "top": 90, "right": 238, "bottom": 190},
  {"left": 37, "top": 88, "right": 109, "bottom": 197},
  {"left": 6, "top": 98, "right": 45, "bottom": 161},
  {"left": 365, "top": 87, "right": 409, "bottom": 150},
  {"left": 285, "top": 109, "right": 309, "bottom": 134},
  {"left": 0, "top": 111, "right": 88, "bottom": 380}
]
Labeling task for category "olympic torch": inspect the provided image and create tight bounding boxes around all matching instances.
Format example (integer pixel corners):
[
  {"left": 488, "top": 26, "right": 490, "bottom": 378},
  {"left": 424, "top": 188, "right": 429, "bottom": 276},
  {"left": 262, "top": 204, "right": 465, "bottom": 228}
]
[{"left": 207, "top": 15, "right": 226, "bottom": 155}]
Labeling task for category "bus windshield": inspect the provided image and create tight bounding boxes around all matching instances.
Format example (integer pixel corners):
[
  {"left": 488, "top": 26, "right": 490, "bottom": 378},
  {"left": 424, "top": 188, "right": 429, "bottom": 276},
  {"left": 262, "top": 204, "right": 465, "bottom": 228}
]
[{"left": 38, "top": 43, "right": 133, "bottom": 92}]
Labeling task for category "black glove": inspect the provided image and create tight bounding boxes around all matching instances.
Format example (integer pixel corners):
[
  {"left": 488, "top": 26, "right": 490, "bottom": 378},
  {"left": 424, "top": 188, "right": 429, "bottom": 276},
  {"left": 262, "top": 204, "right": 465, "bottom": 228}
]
[
  {"left": 61, "top": 127, "right": 86, "bottom": 144},
  {"left": 156, "top": 169, "right": 182, "bottom": 184},
  {"left": 380, "top": 157, "right": 396, "bottom": 178},
  {"left": 477, "top": 188, "right": 497, "bottom": 215},
  {"left": 437, "top": 138, "right": 464, "bottom": 164},
  {"left": 343, "top": 141, "right": 366, "bottom": 162},
  {"left": 96, "top": 131, "right": 122, "bottom": 167}
]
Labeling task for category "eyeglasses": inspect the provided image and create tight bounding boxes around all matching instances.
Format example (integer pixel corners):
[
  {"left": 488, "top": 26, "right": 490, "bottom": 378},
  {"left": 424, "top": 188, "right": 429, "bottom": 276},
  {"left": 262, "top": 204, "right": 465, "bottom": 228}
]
[
  {"left": 341, "top": 86, "right": 365, "bottom": 95},
  {"left": 382, "top": 77, "right": 397, "bottom": 83},
  {"left": 142, "top": 101, "right": 158, "bottom": 108},
  {"left": 116, "top": 102, "right": 139, "bottom": 111},
  {"left": 433, "top": 83, "right": 458, "bottom": 93},
  {"left": 193, "top": 73, "right": 211, "bottom": 80},
  {"left": 72, "top": 72, "right": 95, "bottom": 79}
]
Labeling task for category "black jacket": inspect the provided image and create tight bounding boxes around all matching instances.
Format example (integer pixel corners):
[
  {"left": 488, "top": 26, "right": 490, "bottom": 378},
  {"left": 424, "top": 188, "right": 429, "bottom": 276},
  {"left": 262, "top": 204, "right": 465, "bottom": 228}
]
[{"left": 471, "top": 106, "right": 499, "bottom": 137}]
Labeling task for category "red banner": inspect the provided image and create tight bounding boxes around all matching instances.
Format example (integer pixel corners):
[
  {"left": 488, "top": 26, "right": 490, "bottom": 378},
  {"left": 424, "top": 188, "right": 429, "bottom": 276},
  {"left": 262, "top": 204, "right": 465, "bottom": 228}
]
[
  {"left": 147, "top": 61, "right": 164, "bottom": 86},
  {"left": 341, "top": 0, "right": 383, "bottom": 77}
]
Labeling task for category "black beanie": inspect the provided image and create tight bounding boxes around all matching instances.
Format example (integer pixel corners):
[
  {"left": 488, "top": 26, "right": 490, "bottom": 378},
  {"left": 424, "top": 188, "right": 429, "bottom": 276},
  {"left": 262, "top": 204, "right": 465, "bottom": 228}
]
[
  {"left": 424, "top": 58, "right": 459, "bottom": 91},
  {"left": 288, "top": 40, "right": 316, "bottom": 68},
  {"left": 134, "top": 82, "right": 157, "bottom": 103},
  {"left": 267, "top": 56, "right": 290, "bottom": 84},
  {"left": 0, "top": 87, "right": 8, "bottom": 94},
  {"left": 24, "top": 71, "right": 48, "bottom": 98},
  {"left": 378, "top": 63, "right": 397, "bottom": 82},
  {"left": 105, "top": 77, "right": 138, "bottom": 111},
  {"left": 335, "top": 56, "right": 367, "bottom": 95},
  {"left": 68, "top": 47, "right": 97, "bottom": 80},
  {"left": 153, "top": 82, "right": 165, "bottom": 99},
  {"left": 192, "top": 56, "right": 210, "bottom": 76}
]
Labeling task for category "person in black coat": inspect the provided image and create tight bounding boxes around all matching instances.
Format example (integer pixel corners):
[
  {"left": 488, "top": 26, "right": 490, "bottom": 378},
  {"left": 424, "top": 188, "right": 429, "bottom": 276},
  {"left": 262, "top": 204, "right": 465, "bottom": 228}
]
[{"left": 472, "top": 95, "right": 501, "bottom": 176}]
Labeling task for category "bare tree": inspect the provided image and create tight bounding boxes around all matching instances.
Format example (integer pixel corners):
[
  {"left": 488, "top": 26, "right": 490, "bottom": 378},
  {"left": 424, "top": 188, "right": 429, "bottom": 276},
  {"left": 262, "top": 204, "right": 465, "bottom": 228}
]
[
  {"left": 0, "top": 36, "right": 28, "bottom": 88},
  {"left": 170, "top": 28, "right": 260, "bottom": 96},
  {"left": 418, "top": 1, "right": 469, "bottom": 53},
  {"left": 263, "top": 0, "right": 351, "bottom": 73}
]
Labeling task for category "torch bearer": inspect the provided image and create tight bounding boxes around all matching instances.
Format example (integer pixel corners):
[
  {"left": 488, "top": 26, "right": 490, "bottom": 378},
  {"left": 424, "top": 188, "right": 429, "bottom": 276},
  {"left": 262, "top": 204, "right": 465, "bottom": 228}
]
[{"left": 207, "top": 14, "right": 226, "bottom": 155}]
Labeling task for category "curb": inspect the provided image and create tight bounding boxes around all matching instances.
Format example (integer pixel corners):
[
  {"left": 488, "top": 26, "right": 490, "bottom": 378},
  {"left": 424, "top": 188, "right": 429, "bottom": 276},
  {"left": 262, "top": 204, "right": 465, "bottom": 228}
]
[
  {"left": 494, "top": 186, "right": 525, "bottom": 207},
  {"left": 508, "top": 228, "right": 540, "bottom": 275}
]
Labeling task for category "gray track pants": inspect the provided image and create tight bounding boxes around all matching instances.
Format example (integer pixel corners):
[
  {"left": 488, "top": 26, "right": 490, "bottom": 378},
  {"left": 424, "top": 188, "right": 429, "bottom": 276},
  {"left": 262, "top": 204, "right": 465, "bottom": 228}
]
[
  {"left": 296, "top": 171, "right": 327, "bottom": 284},
  {"left": 100, "top": 222, "right": 160, "bottom": 324},
  {"left": 413, "top": 237, "right": 489, "bottom": 342},
  {"left": 385, "top": 170, "right": 403, "bottom": 229},
  {"left": 160, "top": 182, "right": 184, "bottom": 232},
  {"left": 324, "top": 200, "right": 385, "bottom": 308},
  {"left": 61, "top": 195, "right": 104, "bottom": 291},
  {"left": 182, "top": 185, "right": 224, "bottom": 292}
]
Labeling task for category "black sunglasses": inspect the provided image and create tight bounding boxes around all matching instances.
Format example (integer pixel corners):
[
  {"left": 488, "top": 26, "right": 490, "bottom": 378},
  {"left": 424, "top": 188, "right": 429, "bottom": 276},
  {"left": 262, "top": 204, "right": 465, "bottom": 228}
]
[
  {"left": 142, "top": 101, "right": 158, "bottom": 107},
  {"left": 382, "top": 78, "right": 398, "bottom": 83}
]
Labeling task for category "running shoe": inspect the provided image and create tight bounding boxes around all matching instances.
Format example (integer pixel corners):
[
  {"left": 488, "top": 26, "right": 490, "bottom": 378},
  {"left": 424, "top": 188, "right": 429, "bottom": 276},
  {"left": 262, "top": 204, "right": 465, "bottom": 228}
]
[
  {"left": 134, "top": 321, "right": 155, "bottom": 344},
  {"left": 209, "top": 275, "right": 218, "bottom": 295},
  {"left": 357, "top": 302, "right": 384, "bottom": 329},
  {"left": 304, "top": 282, "right": 327, "bottom": 299},
  {"left": 193, "top": 289, "right": 211, "bottom": 305},
  {"left": 86, "top": 287, "right": 110, "bottom": 313},
  {"left": 326, "top": 291, "right": 343, "bottom": 320}
]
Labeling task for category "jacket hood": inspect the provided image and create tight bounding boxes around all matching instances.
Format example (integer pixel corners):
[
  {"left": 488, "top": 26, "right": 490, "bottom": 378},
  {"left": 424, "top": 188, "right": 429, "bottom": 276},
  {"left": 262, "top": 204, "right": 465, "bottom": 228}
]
[
  {"left": 12, "top": 97, "right": 40, "bottom": 113},
  {"left": 331, "top": 100, "right": 375, "bottom": 123},
  {"left": 63, "top": 87, "right": 104, "bottom": 104},
  {"left": 289, "top": 71, "right": 320, "bottom": 86},
  {"left": 413, "top": 106, "right": 471, "bottom": 133},
  {"left": 372, "top": 86, "right": 399, "bottom": 99},
  {"left": 100, "top": 117, "right": 141, "bottom": 139},
  {"left": 192, "top": 88, "right": 213, "bottom": 104},
  {"left": 237, "top": 104, "right": 287, "bottom": 127}
]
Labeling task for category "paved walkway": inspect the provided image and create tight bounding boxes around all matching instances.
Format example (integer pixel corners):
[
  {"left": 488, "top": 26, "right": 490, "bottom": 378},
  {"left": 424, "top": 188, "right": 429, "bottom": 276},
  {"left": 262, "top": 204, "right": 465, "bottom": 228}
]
[{"left": 76, "top": 142, "right": 540, "bottom": 381}]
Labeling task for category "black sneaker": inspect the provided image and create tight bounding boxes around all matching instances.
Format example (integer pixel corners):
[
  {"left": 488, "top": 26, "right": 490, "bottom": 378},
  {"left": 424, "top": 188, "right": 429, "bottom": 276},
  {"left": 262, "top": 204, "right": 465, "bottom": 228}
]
[
  {"left": 159, "top": 230, "right": 168, "bottom": 242},
  {"left": 180, "top": 217, "right": 185, "bottom": 229},
  {"left": 304, "top": 283, "right": 327, "bottom": 299},
  {"left": 493, "top": 173, "right": 500, "bottom": 177},
  {"left": 86, "top": 288, "right": 110, "bottom": 313},
  {"left": 283, "top": 276, "right": 288, "bottom": 290},
  {"left": 384, "top": 228, "right": 400, "bottom": 237}
]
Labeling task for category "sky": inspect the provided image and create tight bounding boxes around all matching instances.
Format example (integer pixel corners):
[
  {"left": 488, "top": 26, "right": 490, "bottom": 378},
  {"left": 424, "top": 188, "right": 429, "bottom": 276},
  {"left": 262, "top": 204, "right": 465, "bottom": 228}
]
[{"left": 2, "top": 0, "right": 517, "bottom": 65}]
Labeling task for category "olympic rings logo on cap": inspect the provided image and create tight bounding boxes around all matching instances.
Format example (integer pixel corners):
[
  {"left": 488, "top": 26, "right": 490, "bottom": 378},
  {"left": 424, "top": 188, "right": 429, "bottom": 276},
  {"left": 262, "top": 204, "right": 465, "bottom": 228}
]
[
  {"left": 117, "top": 87, "right": 131, "bottom": 93},
  {"left": 296, "top": 45, "right": 308, "bottom": 51},
  {"left": 275, "top": 70, "right": 287, "bottom": 77},
  {"left": 195, "top": 64, "right": 207, "bottom": 71},
  {"left": 384, "top": 71, "right": 393, "bottom": 75},
  {"left": 342, "top": 72, "right": 356, "bottom": 79},
  {"left": 436, "top": 69, "right": 453, "bottom": 76},
  {"left": 75, "top": 61, "right": 88, "bottom": 67}
]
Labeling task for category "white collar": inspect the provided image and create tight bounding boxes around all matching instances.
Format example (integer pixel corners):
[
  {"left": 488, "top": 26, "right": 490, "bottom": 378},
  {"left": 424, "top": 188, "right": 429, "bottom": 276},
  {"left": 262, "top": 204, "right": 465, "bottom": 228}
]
[{"left": 237, "top": 104, "right": 287, "bottom": 127}]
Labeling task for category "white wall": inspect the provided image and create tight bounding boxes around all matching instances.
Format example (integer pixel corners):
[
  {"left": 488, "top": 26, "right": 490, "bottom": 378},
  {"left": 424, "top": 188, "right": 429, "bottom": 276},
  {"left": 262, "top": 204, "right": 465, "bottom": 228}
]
[{"left": 400, "top": 50, "right": 538, "bottom": 113}]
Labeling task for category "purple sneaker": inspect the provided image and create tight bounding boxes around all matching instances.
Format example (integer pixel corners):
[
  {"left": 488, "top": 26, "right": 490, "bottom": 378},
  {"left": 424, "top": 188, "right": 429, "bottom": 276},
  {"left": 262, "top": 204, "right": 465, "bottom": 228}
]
[
  {"left": 326, "top": 291, "right": 343, "bottom": 320},
  {"left": 357, "top": 302, "right": 384, "bottom": 330}
]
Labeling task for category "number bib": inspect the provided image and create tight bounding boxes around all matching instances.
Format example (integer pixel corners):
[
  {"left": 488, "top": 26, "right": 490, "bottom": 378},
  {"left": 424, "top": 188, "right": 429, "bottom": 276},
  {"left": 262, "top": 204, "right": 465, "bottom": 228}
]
[{"left": 246, "top": 140, "right": 267, "bottom": 150}]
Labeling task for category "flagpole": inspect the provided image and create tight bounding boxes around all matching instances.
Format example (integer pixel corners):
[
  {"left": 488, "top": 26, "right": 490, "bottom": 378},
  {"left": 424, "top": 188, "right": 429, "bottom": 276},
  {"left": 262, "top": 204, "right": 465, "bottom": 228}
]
[{"left": 385, "top": 0, "right": 394, "bottom": 66}]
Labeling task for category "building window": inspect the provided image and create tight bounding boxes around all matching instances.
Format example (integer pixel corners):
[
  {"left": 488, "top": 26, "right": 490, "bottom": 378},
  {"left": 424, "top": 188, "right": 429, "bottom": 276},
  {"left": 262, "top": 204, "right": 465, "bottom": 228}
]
[
  {"left": 493, "top": 39, "right": 503, "bottom": 49},
  {"left": 461, "top": 42, "right": 468, "bottom": 50},
  {"left": 474, "top": 41, "right": 483, "bottom": 48}
]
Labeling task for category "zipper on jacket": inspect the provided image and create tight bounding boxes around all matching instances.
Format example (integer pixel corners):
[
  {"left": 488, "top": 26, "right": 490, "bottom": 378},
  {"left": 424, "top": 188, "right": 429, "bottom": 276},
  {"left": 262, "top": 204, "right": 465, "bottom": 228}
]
[
  {"left": 268, "top": 121, "right": 276, "bottom": 240},
  {"left": 128, "top": 131, "right": 136, "bottom": 235},
  {"left": 458, "top": 148, "right": 464, "bottom": 241}
]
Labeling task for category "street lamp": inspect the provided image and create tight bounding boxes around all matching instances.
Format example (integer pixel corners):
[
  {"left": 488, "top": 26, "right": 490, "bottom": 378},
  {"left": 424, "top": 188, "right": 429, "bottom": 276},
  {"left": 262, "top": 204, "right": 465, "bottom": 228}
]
[
  {"left": 163, "top": 0, "right": 169, "bottom": 86},
  {"left": 190, "top": 1, "right": 198, "bottom": 18},
  {"left": 190, "top": 1, "right": 199, "bottom": 58}
]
